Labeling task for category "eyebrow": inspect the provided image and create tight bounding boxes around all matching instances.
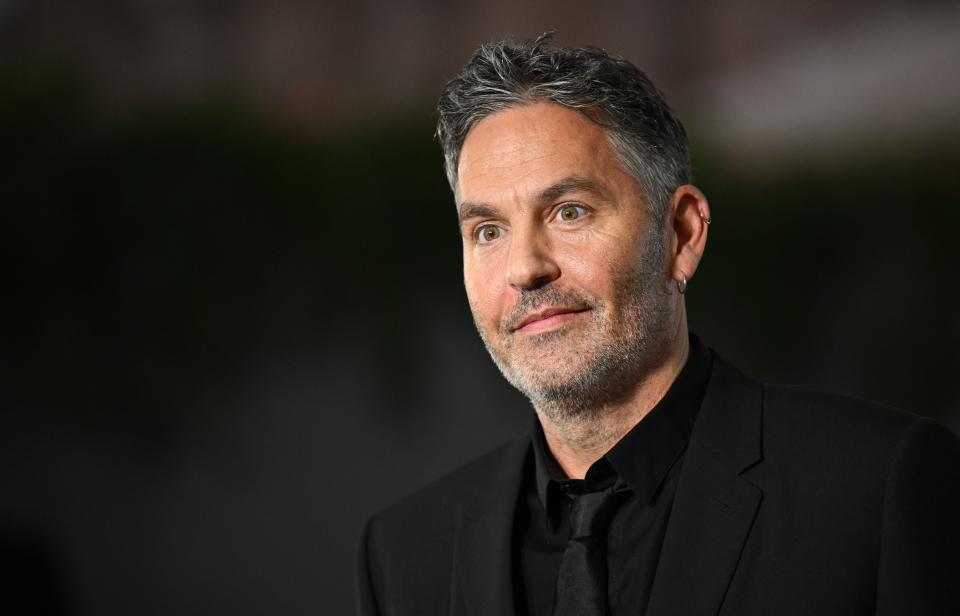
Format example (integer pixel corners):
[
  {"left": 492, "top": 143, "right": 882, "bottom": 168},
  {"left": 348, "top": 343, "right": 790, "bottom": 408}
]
[
  {"left": 457, "top": 176, "right": 612, "bottom": 224},
  {"left": 457, "top": 203, "right": 501, "bottom": 225},
  {"left": 536, "top": 176, "right": 612, "bottom": 204}
]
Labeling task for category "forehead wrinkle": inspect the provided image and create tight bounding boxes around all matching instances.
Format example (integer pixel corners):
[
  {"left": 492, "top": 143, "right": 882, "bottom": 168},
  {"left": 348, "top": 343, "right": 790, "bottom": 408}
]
[
  {"left": 464, "top": 146, "right": 558, "bottom": 183},
  {"left": 457, "top": 102, "right": 624, "bottom": 215},
  {"left": 459, "top": 162, "right": 554, "bottom": 216}
]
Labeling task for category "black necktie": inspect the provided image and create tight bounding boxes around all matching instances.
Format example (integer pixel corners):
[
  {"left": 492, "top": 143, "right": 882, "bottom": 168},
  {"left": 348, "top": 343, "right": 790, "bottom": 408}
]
[{"left": 551, "top": 486, "right": 629, "bottom": 616}]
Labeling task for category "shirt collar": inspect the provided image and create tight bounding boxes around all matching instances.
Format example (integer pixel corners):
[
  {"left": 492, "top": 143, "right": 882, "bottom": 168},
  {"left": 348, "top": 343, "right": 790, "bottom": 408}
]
[{"left": 530, "top": 334, "right": 714, "bottom": 529}]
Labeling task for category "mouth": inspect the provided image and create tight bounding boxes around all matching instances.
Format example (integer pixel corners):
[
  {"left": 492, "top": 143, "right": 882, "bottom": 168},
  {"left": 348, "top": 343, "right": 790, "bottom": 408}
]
[{"left": 512, "top": 306, "right": 591, "bottom": 334}]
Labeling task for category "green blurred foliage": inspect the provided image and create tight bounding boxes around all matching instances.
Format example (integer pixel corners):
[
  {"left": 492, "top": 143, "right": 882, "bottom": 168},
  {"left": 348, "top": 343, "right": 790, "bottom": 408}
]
[
  {"left": 5, "top": 71, "right": 459, "bottom": 433},
  {"left": 5, "top": 70, "right": 958, "bottom": 433}
]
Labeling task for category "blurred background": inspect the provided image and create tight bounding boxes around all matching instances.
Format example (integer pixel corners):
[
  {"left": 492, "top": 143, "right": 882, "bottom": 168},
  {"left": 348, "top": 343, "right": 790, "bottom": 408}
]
[{"left": 3, "top": 0, "right": 959, "bottom": 613}]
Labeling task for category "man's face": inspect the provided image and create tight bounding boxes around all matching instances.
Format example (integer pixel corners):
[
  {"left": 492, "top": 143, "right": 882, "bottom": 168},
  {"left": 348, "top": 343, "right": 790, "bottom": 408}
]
[{"left": 457, "top": 101, "right": 676, "bottom": 413}]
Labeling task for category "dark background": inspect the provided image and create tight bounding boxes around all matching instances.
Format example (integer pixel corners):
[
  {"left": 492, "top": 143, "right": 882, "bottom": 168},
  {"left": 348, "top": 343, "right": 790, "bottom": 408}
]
[{"left": 3, "top": 1, "right": 959, "bottom": 614}]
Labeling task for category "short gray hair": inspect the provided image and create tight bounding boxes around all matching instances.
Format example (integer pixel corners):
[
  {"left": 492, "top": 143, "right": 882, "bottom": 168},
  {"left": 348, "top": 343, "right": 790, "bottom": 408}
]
[{"left": 436, "top": 33, "right": 691, "bottom": 224}]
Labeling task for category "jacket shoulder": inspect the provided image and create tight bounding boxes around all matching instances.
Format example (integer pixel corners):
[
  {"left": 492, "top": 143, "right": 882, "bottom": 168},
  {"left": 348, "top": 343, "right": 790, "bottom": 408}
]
[
  {"left": 365, "top": 434, "right": 528, "bottom": 538},
  {"left": 356, "top": 435, "right": 529, "bottom": 614},
  {"left": 761, "top": 383, "right": 919, "bottom": 440},
  {"left": 710, "top": 350, "right": 950, "bottom": 474},
  {"left": 755, "top": 382, "right": 958, "bottom": 482}
]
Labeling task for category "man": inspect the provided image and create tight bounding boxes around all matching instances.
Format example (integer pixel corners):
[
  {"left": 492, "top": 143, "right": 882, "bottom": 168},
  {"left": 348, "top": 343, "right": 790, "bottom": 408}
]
[{"left": 356, "top": 34, "right": 960, "bottom": 616}]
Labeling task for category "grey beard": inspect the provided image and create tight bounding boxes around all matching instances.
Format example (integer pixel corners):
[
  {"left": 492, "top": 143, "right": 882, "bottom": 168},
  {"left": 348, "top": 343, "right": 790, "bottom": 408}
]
[{"left": 474, "top": 232, "right": 672, "bottom": 423}]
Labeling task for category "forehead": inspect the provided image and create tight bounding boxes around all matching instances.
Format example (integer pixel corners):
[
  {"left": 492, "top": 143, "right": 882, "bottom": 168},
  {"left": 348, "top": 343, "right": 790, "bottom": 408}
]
[{"left": 457, "top": 101, "right": 633, "bottom": 206}]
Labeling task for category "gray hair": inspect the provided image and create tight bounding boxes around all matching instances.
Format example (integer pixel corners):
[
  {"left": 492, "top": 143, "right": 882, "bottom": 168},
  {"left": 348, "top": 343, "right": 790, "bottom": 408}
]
[{"left": 436, "top": 33, "right": 691, "bottom": 224}]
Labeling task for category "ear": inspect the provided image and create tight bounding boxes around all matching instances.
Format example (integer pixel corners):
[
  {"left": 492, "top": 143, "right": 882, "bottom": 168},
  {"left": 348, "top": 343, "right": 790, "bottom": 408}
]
[{"left": 668, "top": 184, "right": 710, "bottom": 286}]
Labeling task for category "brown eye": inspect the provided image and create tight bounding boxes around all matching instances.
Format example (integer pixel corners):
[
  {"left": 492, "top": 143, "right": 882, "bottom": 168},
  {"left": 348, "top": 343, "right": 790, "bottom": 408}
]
[
  {"left": 477, "top": 225, "right": 502, "bottom": 244},
  {"left": 556, "top": 204, "right": 586, "bottom": 222}
]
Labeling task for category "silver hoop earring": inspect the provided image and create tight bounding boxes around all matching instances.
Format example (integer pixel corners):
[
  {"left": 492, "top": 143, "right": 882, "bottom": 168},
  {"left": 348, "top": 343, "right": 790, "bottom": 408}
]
[
  {"left": 699, "top": 210, "right": 712, "bottom": 225},
  {"left": 676, "top": 275, "right": 688, "bottom": 294}
]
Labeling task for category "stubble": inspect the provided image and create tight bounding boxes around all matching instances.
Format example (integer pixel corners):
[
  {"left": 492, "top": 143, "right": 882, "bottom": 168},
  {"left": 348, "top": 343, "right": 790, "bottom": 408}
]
[{"left": 473, "top": 228, "right": 673, "bottom": 426}]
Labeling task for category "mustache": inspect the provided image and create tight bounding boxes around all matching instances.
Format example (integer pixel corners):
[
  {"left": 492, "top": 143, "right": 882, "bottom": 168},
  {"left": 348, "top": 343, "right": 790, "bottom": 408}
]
[{"left": 501, "top": 286, "right": 595, "bottom": 333}]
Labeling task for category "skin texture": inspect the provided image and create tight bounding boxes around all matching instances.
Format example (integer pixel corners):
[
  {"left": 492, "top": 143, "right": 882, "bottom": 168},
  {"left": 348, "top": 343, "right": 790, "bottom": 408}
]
[{"left": 457, "top": 101, "right": 711, "bottom": 478}]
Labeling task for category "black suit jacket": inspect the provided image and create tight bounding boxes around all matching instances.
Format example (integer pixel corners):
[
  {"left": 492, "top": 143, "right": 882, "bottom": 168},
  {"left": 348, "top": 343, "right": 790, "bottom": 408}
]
[{"left": 356, "top": 355, "right": 960, "bottom": 615}]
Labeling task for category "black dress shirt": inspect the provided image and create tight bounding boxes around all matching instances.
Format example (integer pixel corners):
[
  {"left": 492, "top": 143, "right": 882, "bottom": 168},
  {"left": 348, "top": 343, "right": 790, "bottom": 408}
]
[{"left": 515, "top": 336, "right": 713, "bottom": 616}]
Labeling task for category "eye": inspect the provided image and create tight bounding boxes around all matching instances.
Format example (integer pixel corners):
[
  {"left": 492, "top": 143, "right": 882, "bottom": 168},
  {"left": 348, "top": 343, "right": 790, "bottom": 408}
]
[
  {"left": 554, "top": 204, "right": 587, "bottom": 222},
  {"left": 475, "top": 224, "right": 503, "bottom": 244}
]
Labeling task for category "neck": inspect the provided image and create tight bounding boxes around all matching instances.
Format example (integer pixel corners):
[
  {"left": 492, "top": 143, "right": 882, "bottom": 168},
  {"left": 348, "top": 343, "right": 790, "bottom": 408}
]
[{"left": 536, "top": 322, "right": 690, "bottom": 480}]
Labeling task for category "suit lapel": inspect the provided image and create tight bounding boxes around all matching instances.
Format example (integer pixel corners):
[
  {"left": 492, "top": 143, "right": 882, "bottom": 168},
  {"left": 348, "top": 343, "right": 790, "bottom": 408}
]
[
  {"left": 647, "top": 355, "right": 764, "bottom": 616},
  {"left": 451, "top": 436, "right": 529, "bottom": 616}
]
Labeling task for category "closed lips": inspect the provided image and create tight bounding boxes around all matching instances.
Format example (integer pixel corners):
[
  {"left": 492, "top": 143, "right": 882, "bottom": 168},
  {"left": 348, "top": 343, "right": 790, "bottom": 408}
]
[{"left": 513, "top": 307, "right": 590, "bottom": 331}]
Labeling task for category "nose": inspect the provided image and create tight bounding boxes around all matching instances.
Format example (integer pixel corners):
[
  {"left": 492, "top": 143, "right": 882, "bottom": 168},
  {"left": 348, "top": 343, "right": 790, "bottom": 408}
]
[{"left": 506, "top": 229, "right": 560, "bottom": 291}]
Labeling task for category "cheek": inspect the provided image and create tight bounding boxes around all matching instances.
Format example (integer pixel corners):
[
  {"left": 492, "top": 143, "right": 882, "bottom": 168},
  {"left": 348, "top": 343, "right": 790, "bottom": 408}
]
[
  {"left": 464, "top": 260, "right": 507, "bottom": 326},
  {"left": 555, "top": 242, "right": 622, "bottom": 295}
]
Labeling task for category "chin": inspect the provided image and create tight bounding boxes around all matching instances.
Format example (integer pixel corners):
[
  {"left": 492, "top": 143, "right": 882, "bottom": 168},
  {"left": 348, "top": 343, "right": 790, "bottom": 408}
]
[{"left": 508, "top": 356, "right": 605, "bottom": 399}]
